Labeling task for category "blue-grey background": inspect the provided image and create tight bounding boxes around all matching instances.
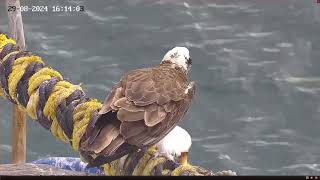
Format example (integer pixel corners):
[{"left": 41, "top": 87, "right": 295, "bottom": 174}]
[{"left": 1, "top": 0, "right": 320, "bottom": 175}]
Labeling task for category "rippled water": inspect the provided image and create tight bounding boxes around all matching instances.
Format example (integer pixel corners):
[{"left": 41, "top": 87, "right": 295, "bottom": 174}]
[{"left": 1, "top": 0, "right": 320, "bottom": 175}]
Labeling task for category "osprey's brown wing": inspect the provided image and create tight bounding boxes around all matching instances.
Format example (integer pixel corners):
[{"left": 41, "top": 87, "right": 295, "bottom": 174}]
[{"left": 80, "top": 65, "right": 195, "bottom": 164}]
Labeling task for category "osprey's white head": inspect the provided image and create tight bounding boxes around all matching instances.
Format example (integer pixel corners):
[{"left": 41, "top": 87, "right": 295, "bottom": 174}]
[
  {"left": 161, "top": 47, "right": 192, "bottom": 74},
  {"left": 155, "top": 126, "right": 192, "bottom": 166}
]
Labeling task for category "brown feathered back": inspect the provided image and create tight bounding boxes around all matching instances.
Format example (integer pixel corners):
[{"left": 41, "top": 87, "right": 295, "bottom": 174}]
[{"left": 80, "top": 63, "right": 195, "bottom": 166}]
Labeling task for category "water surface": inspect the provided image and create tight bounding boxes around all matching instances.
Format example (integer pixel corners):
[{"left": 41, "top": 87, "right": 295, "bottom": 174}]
[{"left": 1, "top": 0, "right": 320, "bottom": 175}]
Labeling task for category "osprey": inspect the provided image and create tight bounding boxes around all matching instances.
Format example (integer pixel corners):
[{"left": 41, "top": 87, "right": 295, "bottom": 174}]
[
  {"left": 155, "top": 126, "right": 192, "bottom": 166},
  {"left": 81, "top": 47, "right": 195, "bottom": 167}
]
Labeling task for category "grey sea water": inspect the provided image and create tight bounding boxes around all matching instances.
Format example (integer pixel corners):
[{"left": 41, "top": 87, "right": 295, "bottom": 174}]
[{"left": 1, "top": 0, "right": 320, "bottom": 175}]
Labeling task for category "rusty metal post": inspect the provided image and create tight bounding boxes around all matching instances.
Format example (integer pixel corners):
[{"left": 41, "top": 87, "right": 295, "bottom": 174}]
[{"left": 6, "top": 0, "right": 27, "bottom": 164}]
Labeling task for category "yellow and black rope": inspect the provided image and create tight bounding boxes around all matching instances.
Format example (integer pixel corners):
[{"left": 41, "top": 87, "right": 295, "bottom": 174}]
[{"left": 0, "top": 32, "right": 213, "bottom": 176}]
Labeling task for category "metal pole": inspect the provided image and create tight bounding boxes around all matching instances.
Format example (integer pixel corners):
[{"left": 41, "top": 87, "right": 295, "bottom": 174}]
[{"left": 6, "top": 0, "right": 27, "bottom": 164}]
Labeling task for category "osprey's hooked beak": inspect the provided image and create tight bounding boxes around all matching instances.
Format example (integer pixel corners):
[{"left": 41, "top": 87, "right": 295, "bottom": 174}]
[{"left": 179, "top": 152, "right": 189, "bottom": 166}]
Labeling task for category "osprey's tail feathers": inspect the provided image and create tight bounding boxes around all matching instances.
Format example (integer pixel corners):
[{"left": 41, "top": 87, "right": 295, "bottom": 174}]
[{"left": 80, "top": 111, "right": 138, "bottom": 167}]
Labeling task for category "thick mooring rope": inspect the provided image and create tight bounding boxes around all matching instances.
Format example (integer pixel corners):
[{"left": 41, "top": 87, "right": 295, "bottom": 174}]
[{"left": 0, "top": 32, "right": 214, "bottom": 176}]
